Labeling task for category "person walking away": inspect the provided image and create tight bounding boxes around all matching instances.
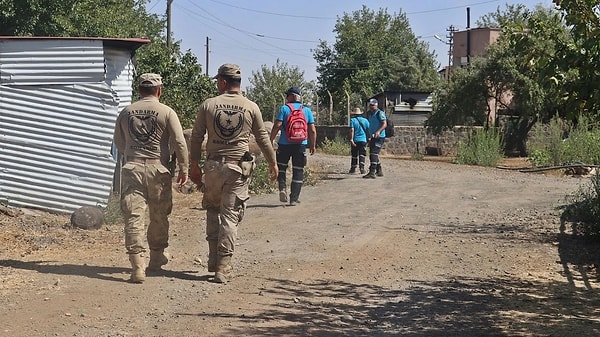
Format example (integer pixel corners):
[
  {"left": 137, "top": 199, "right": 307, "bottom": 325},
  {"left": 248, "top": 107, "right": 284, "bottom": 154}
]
[
  {"left": 189, "top": 63, "right": 278, "bottom": 284},
  {"left": 348, "top": 107, "right": 370, "bottom": 174},
  {"left": 363, "top": 98, "right": 387, "bottom": 179},
  {"left": 113, "top": 73, "right": 189, "bottom": 283},
  {"left": 270, "top": 87, "right": 317, "bottom": 206}
]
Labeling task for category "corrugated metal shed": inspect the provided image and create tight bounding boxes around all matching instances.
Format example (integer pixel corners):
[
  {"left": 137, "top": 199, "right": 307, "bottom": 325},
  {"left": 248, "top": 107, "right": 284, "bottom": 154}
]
[
  {"left": 391, "top": 93, "right": 433, "bottom": 126},
  {"left": 0, "top": 37, "right": 149, "bottom": 214}
]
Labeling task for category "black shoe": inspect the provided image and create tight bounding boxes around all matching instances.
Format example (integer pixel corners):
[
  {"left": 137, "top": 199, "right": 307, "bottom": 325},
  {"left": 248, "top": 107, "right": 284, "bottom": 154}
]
[
  {"left": 360, "top": 168, "right": 366, "bottom": 174},
  {"left": 362, "top": 172, "right": 376, "bottom": 179},
  {"left": 376, "top": 171, "right": 384, "bottom": 177},
  {"left": 289, "top": 199, "right": 301, "bottom": 206},
  {"left": 348, "top": 168, "right": 356, "bottom": 174}
]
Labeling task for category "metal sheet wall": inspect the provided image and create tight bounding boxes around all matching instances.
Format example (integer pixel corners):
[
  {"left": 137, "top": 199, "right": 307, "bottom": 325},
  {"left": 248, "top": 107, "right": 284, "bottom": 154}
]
[{"left": 0, "top": 39, "right": 135, "bottom": 214}]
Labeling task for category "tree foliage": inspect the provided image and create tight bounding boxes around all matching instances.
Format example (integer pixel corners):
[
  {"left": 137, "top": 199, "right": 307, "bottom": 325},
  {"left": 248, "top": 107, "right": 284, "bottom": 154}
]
[
  {"left": 552, "top": 0, "right": 600, "bottom": 121},
  {"left": 314, "top": 5, "right": 440, "bottom": 124},
  {"left": 0, "top": 0, "right": 163, "bottom": 39},
  {"left": 135, "top": 43, "right": 216, "bottom": 129},
  {"left": 246, "top": 59, "right": 313, "bottom": 123},
  {"left": 0, "top": 0, "right": 215, "bottom": 128},
  {"left": 428, "top": 4, "right": 569, "bottom": 155}
]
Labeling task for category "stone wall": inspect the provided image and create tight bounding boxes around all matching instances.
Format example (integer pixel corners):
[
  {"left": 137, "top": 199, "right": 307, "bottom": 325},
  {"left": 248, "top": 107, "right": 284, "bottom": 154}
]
[{"left": 316, "top": 125, "right": 481, "bottom": 156}]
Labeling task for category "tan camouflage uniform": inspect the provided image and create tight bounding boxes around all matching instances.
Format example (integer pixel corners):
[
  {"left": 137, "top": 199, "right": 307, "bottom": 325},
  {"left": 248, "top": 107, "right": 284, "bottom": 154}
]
[
  {"left": 190, "top": 64, "right": 276, "bottom": 283},
  {"left": 113, "top": 75, "right": 189, "bottom": 257}
]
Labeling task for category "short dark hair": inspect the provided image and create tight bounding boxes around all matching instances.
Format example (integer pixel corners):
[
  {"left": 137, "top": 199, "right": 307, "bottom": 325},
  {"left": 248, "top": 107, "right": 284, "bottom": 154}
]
[
  {"left": 222, "top": 75, "right": 241, "bottom": 86},
  {"left": 138, "top": 85, "right": 160, "bottom": 96}
]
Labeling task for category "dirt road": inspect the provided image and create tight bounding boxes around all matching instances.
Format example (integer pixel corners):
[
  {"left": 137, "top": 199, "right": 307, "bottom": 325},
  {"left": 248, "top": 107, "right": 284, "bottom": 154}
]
[{"left": 1, "top": 153, "right": 598, "bottom": 337}]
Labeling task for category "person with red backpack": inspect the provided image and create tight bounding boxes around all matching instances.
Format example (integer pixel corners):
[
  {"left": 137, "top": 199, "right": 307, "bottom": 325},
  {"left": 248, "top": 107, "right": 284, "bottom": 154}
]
[{"left": 270, "top": 87, "right": 317, "bottom": 206}]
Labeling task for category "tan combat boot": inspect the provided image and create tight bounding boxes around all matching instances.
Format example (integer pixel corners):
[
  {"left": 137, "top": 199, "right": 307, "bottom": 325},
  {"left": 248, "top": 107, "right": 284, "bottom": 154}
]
[
  {"left": 129, "top": 253, "right": 146, "bottom": 283},
  {"left": 214, "top": 255, "right": 233, "bottom": 284},
  {"left": 147, "top": 249, "right": 168, "bottom": 272},
  {"left": 207, "top": 241, "right": 218, "bottom": 273}
]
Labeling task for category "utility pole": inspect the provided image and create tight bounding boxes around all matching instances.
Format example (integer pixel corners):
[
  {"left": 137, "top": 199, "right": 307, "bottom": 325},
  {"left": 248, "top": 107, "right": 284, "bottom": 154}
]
[
  {"left": 466, "top": 7, "right": 471, "bottom": 66},
  {"left": 327, "top": 90, "right": 333, "bottom": 124},
  {"left": 166, "top": 0, "right": 173, "bottom": 47},
  {"left": 445, "top": 25, "right": 457, "bottom": 68},
  {"left": 205, "top": 37, "right": 210, "bottom": 76},
  {"left": 344, "top": 89, "right": 350, "bottom": 125}
]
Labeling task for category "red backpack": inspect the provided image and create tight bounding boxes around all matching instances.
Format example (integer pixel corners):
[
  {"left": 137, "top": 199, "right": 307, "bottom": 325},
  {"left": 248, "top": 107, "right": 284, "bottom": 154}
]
[{"left": 285, "top": 103, "right": 308, "bottom": 143}]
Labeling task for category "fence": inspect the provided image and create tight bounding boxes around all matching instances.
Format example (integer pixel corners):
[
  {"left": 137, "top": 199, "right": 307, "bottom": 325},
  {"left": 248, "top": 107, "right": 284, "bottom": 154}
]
[{"left": 316, "top": 125, "right": 481, "bottom": 156}]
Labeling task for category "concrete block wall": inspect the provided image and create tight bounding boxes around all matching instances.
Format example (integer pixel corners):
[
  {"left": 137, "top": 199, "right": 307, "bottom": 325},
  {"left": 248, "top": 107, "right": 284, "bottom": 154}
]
[{"left": 316, "top": 125, "right": 480, "bottom": 156}]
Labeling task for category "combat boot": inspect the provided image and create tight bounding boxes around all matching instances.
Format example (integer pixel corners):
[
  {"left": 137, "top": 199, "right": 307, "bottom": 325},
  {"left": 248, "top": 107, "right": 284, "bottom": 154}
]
[
  {"left": 214, "top": 255, "right": 233, "bottom": 284},
  {"left": 359, "top": 167, "right": 366, "bottom": 174},
  {"left": 147, "top": 249, "right": 168, "bottom": 272},
  {"left": 207, "top": 240, "right": 218, "bottom": 272},
  {"left": 348, "top": 167, "right": 356, "bottom": 174},
  {"left": 362, "top": 169, "right": 376, "bottom": 179},
  {"left": 376, "top": 166, "right": 384, "bottom": 177},
  {"left": 129, "top": 253, "right": 146, "bottom": 283}
]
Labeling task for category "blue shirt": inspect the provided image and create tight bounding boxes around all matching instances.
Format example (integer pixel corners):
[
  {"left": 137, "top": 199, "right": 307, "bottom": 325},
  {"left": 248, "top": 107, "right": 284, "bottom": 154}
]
[
  {"left": 350, "top": 116, "right": 369, "bottom": 142},
  {"left": 367, "top": 109, "right": 386, "bottom": 138},
  {"left": 276, "top": 102, "right": 315, "bottom": 145}
]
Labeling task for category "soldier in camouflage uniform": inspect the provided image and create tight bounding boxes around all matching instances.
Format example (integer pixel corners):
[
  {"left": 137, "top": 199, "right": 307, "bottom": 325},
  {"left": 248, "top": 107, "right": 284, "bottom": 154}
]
[
  {"left": 113, "top": 73, "right": 189, "bottom": 283},
  {"left": 189, "top": 64, "right": 277, "bottom": 283}
]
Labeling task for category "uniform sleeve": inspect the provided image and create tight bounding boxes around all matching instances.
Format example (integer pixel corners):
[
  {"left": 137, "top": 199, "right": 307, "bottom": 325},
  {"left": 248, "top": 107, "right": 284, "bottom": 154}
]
[
  {"left": 167, "top": 110, "right": 189, "bottom": 174},
  {"left": 190, "top": 101, "right": 208, "bottom": 162},
  {"left": 113, "top": 111, "right": 126, "bottom": 154}
]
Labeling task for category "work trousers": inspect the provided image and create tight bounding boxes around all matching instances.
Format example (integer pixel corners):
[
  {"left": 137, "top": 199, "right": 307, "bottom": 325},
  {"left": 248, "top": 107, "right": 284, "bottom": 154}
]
[
  {"left": 120, "top": 162, "right": 173, "bottom": 254},
  {"left": 367, "top": 138, "right": 386, "bottom": 171},
  {"left": 202, "top": 159, "right": 250, "bottom": 257},
  {"left": 350, "top": 141, "right": 367, "bottom": 170},
  {"left": 276, "top": 143, "right": 307, "bottom": 202}
]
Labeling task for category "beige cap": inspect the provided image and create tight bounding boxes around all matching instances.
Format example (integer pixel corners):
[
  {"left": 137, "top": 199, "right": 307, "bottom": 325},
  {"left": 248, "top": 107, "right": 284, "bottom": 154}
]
[
  {"left": 213, "top": 63, "right": 242, "bottom": 79},
  {"left": 351, "top": 108, "right": 363, "bottom": 115},
  {"left": 139, "top": 73, "right": 162, "bottom": 87}
]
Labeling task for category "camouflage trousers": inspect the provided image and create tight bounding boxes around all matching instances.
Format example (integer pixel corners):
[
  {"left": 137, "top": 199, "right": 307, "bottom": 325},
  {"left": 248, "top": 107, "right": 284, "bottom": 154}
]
[
  {"left": 120, "top": 162, "right": 173, "bottom": 254},
  {"left": 202, "top": 159, "right": 250, "bottom": 258}
]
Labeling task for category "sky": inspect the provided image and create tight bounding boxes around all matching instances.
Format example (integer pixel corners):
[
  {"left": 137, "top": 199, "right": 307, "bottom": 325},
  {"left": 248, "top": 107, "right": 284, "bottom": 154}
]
[{"left": 146, "top": 0, "right": 556, "bottom": 85}]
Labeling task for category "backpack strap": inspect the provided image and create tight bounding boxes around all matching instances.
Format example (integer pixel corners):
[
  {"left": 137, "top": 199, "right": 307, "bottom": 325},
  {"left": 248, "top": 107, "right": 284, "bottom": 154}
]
[
  {"left": 358, "top": 119, "right": 369, "bottom": 137},
  {"left": 286, "top": 103, "right": 302, "bottom": 113}
]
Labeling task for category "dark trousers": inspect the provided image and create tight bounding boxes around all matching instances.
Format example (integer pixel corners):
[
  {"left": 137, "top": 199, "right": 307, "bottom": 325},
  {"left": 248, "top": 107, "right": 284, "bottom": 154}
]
[
  {"left": 276, "top": 143, "right": 307, "bottom": 202},
  {"left": 367, "top": 138, "right": 385, "bottom": 172},
  {"left": 350, "top": 141, "right": 367, "bottom": 170}
]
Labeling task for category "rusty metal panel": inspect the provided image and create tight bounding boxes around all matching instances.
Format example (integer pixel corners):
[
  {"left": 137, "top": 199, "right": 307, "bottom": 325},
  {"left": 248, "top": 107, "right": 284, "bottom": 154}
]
[{"left": 0, "top": 38, "right": 139, "bottom": 214}]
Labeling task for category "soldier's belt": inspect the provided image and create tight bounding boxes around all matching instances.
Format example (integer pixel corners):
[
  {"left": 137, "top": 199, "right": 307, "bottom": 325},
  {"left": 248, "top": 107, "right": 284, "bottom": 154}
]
[{"left": 126, "top": 157, "right": 162, "bottom": 164}]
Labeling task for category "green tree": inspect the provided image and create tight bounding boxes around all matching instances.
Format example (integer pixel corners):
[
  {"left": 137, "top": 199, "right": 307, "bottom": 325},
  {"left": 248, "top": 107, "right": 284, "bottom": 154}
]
[
  {"left": 246, "top": 59, "right": 313, "bottom": 123},
  {"left": 0, "top": 0, "right": 215, "bottom": 128},
  {"left": 313, "top": 5, "right": 440, "bottom": 124},
  {"left": 135, "top": 43, "right": 216, "bottom": 129},
  {"left": 552, "top": 0, "right": 600, "bottom": 121},
  {"left": 428, "top": 5, "right": 569, "bottom": 155},
  {"left": 0, "top": 0, "right": 163, "bottom": 39},
  {"left": 476, "top": 4, "right": 530, "bottom": 28}
]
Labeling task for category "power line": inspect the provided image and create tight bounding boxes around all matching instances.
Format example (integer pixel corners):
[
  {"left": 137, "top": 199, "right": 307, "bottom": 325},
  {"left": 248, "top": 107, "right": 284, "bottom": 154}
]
[
  {"left": 176, "top": 1, "right": 316, "bottom": 60},
  {"left": 205, "top": 0, "right": 502, "bottom": 18},
  {"left": 406, "top": 0, "right": 501, "bottom": 15},
  {"left": 207, "top": 0, "right": 334, "bottom": 20}
]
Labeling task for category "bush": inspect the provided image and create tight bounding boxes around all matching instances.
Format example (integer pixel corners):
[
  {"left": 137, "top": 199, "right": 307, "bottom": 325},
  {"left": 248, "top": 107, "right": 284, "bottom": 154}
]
[
  {"left": 454, "top": 128, "right": 503, "bottom": 167},
  {"left": 320, "top": 134, "right": 349, "bottom": 156},
  {"left": 249, "top": 157, "right": 317, "bottom": 195},
  {"left": 528, "top": 148, "right": 552, "bottom": 167},
  {"left": 561, "top": 171, "right": 600, "bottom": 237},
  {"left": 528, "top": 116, "right": 600, "bottom": 166}
]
